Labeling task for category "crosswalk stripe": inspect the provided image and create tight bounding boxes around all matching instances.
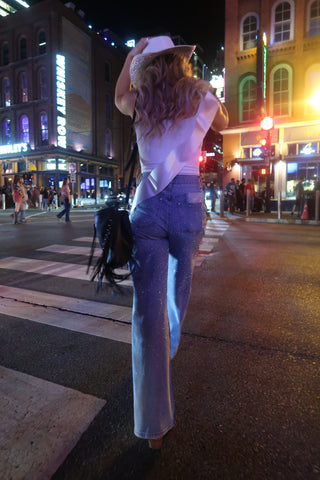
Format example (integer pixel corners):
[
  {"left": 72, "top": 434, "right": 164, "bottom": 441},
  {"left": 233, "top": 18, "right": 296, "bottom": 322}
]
[
  {"left": 0, "top": 295, "right": 132, "bottom": 344},
  {"left": 37, "top": 244, "right": 101, "bottom": 256},
  {"left": 0, "top": 285, "right": 132, "bottom": 322},
  {"left": 0, "top": 365, "right": 106, "bottom": 480},
  {"left": 73, "top": 236, "right": 93, "bottom": 242},
  {"left": 0, "top": 256, "right": 133, "bottom": 287}
]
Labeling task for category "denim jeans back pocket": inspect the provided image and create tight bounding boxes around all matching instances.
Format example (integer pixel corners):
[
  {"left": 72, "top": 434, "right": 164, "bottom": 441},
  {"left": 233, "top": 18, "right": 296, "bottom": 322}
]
[{"left": 176, "top": 193, "right": 206, "bottom": 234}]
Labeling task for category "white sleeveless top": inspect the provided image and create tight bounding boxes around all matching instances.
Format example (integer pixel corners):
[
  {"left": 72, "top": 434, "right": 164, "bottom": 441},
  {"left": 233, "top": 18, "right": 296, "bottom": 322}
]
[
  {"left": 131, "top": 91, "right": 219, "bottom": 210},
  {"left": 136, "top": 91, "right": 219, "bottom": 175}
]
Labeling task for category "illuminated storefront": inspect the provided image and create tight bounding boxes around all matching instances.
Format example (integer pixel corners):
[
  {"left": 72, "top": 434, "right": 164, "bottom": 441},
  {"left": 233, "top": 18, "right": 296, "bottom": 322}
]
[
  {"left": 0, "top": 0, "right": 131, "bottom": 201},
  {"left": 223, "top": 0, "right": 320, "bottom": 214}
]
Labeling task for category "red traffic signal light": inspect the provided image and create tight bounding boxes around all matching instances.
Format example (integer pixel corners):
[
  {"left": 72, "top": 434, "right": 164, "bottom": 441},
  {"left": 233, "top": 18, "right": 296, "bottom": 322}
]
[{"left": 199, "top": 151, "right": 207, "bottom": 163}]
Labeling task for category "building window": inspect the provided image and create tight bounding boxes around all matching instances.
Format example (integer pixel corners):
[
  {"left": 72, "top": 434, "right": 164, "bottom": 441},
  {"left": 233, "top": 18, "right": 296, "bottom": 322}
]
[
  {"left": 270, "top": 65, "right": 292, "bottom": 117},
  {"left": 272, "top": 1, "right": 294, "bottom": 43},
  {"left": 239, "top": 76, "right": 257, "bottom": 122},
  {"left": 2, "top": 42, "right": 9, "bottom": 66},
  {"left": 287, "top": 161, "right": 319, "bottom": 197},
  {"left": 307, "top": 0, "right": 320, "bottom": 36},
  {"left": 106, "top": 129, "right": 111, "bottom": 156},
  {"left": 20, "top": 115, "right": 29, "bottom": 144},
  {"left": 304, "top": 64, "right": 320, "bottom": 115},
  {"left": 105, "top": 93, "right": 111, "bottom": 120},
  {"left": 38, "top": 30, "right": 46, "bottom": 55},
  {"left": 3, "top": 77, "right": 11, "bottom": 107},
  {"left": 3, "top": 119, "right": 11, "bottom": 144},
  {"left": 39, "top": 68, "right": 47, "bottom": 99},
  {"left": 240, "top": 13, "right": 258, "bottom": 50},
  {"left": 40, "top": 112, "right": 48, "bottom": 144},
  {"left": 20, "top": 73, "right": 28, "bottom": 103},
  {"left": 20, "top": 37, "right": 27, "bottom": 60}
]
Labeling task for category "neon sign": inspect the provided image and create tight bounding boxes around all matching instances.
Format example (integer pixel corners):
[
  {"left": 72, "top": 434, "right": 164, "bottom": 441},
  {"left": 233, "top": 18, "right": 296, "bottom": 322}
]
[
  {"left": 126, "top": 39, "right": 135, "bottom": 48},
  {"left": 0, "top": 143, "right": 27, "bottom": 155},
  {"left": 56, "top": 54, "right": 66, "bottom": 149},
  {"left": 263, "top": 33, "right": 267, "bottom": 101},
  {"left": 300, "top": 143, "right": 316, "bottom": 155},
  {"left": 14, "top": 0, "right": 30, "bottom": 7}
]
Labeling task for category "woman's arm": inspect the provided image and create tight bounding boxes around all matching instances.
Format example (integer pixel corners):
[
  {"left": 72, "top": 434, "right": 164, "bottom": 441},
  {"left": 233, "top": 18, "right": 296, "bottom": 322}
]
[
  {"left": 197, "top": 80, "right": 229, "bottom": 132},
  {"left": 115, "top": 38, "right": 148, "bottom": 117},
  {"left": 211, "top": 97, "right": 229, "bottom": 132}
]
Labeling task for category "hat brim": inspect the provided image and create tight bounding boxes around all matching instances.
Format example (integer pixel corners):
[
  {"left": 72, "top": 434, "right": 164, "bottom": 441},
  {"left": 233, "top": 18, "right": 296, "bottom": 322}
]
[{"left": 130, "top": 45, "right": 196, "bottom": 87}]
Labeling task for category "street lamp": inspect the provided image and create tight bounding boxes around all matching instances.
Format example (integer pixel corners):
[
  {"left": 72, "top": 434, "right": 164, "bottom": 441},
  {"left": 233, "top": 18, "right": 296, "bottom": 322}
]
[{"left": 260, "top": 116, "right": 274, "bottom": 213}]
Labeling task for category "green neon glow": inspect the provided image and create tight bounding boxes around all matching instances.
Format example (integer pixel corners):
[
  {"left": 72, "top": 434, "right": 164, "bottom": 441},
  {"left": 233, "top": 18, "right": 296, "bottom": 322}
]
[{"left": 263, "top": 45, "right": 267, "bottom": 100}]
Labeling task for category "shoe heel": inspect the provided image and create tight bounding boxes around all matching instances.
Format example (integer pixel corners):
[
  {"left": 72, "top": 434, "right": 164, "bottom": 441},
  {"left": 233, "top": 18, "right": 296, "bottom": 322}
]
[{"left": 148, "top": 437, "right": 163, "bottom": 449}]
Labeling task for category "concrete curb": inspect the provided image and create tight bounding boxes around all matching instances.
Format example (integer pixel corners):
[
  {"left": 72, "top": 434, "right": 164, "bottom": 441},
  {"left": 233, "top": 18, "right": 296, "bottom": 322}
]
[{"left": 209, "top": 211, "right": 320, "bottom": 225}]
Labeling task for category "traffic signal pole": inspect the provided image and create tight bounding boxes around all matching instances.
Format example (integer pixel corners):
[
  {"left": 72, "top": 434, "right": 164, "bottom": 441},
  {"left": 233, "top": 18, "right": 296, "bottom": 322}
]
[
  {"left": 265, "top": 130, "right": 271, "bottom": 214},
  {"left": 260, "top": 117, "right": 273, "bottom": 214}
]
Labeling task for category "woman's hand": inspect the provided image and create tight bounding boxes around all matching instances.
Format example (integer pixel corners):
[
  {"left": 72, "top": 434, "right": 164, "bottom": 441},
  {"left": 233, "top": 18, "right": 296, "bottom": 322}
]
[{"left": 130, "top": 37, "right": 149, "bottom": 58}]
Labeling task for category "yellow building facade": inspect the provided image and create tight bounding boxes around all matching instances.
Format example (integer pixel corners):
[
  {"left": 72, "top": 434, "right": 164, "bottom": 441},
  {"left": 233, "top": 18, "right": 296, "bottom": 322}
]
[{"left": 224, "top": 0, "right": 320, "bottom": 208}]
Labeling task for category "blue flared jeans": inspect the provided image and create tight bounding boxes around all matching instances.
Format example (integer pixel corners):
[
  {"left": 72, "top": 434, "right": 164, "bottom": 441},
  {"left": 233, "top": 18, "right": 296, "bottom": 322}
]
[
  {"left": 129, "top": 175, "right": 206, "bottom": 439},
  {"left": 57, "top": 198, "right": 70, "bottom": 222}
]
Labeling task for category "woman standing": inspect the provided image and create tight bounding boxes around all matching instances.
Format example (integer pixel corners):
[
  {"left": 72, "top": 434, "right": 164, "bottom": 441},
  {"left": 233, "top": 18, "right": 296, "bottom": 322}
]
[
  {"left": 115, "top": 36, "right": 228, "bottom": 449},
  {"left": 57, "top": 177, "right": 71, "bottom": 222},
  {"left": 12, "top": 175, "right": 27, "bottom": 224}
]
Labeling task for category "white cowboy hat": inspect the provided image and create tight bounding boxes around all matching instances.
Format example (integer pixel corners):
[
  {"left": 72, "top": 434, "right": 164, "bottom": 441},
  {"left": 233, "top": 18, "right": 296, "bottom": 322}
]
[{"left": 130, "top": 36, "right": 196, "bottom": 87}]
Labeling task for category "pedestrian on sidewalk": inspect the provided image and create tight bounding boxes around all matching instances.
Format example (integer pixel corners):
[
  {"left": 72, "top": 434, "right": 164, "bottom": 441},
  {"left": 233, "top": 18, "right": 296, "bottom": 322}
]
[
  {"left": 225, "top": 178, "right": 236, "bottom": 213},
  {"left": 115, "top": 36, "right": 229, "bottom": 449},
  {"left": 291, "top": 177, "right": 304, "bottom": 217},
  {"left": 244, "top": 178, "right": 255, "bottom": 214},
  {"left": 41, "top": 186, "right": 49, "bottom": 210},
  {"left": 210, "top": 181, "right": 218, "bottom": 212},
  {"left": 12, "top": 175, "right": 27, "bottom": 224},
  {"left": 239, "top": 178, "right": 246, "bottom": 212},
  {"left": 57, "top": 177, "right": 71, "bottom": 222}
]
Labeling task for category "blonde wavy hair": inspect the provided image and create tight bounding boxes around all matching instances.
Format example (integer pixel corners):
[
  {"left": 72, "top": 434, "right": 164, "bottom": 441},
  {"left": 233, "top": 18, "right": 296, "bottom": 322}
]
[{"left": 134, "top": 54, "right": 208, "bottom": 138}]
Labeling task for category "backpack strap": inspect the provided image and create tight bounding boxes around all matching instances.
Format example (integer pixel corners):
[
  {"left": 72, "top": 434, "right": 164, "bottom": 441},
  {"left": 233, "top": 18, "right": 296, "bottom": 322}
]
[{"left": 124, "top": 108, "right": 138, "bottom": 206}]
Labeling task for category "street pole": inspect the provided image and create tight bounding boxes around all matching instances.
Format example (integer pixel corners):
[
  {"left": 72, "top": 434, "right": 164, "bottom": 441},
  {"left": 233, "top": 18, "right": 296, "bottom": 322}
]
[
  {"left": 260, "top": 117, "right": 274, "bottom": 214},
  {"left": 315, "top": 190, "right": 320, "bottom": 222},
  {"left": 277, "top": 191, "right": 281, "bottom": 220},
  {"left": 265, "top": 130, "right": 271, "bottom": 214}
]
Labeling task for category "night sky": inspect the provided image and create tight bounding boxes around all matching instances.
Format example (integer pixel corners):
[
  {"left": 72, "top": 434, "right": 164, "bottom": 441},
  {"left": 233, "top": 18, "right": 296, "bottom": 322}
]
[{"left": 31, "top": 0, "right": 225, "bottom": 67}]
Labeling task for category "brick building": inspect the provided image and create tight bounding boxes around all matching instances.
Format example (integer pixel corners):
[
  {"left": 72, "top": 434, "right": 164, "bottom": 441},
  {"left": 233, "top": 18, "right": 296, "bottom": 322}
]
[
  {"left": 0, "top": 0, "right": 131, "bottom": 201},
  {"left": 224, "top": 0, "right": 320, "bottom": 205}
]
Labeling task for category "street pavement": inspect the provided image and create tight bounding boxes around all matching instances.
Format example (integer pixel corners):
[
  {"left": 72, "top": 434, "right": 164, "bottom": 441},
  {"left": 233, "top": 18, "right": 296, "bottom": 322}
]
[{"left": 0, "top": 208, "right": 319, "bottom": 479}]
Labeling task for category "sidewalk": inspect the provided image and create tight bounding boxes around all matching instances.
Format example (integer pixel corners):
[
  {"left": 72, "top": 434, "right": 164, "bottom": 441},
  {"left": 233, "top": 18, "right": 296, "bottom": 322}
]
[
  {"left": 0, "top": 206, "right": 97, "bottom": 223},
  {"left": 210, "top": 209, "right": 320, "bottom": 225},
  {"left": 1, "top": 207, "right": 319, "bottom": 226}
]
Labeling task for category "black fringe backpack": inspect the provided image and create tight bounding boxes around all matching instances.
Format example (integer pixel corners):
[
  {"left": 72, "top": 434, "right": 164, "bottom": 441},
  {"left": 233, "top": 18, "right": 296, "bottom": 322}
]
[{"left": 87, "top": 115, "right": 138, "bottom": 288}]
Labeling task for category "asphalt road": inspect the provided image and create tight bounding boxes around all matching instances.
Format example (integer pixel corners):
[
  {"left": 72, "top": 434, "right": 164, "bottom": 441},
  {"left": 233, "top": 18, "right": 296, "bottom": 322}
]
[{"left": 0, "top": 209, "right": 319, "bottom": 479}]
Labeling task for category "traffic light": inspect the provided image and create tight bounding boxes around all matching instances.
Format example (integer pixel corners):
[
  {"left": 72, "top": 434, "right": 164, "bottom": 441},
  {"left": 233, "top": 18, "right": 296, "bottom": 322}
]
[
  {"left": 198, "top": 151, "right": 207, "bottom": 172},
  {"left": 260, "top": 116, "right": 273, "bottom": 214},
  {"left": 23, "top": 172, "right": 34, "bottom": 184},
  {"left": 259, "top": 136, "right": 271, "bottom": 158},
  {"left": 198, "top": 151, "right": 207, "bottom": 163},
  {"left": 260, "top": 168, "right": 267, "bottom": 175}
]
